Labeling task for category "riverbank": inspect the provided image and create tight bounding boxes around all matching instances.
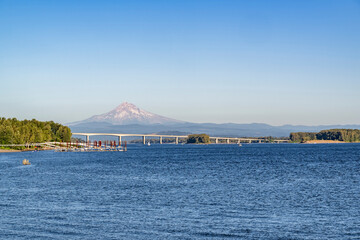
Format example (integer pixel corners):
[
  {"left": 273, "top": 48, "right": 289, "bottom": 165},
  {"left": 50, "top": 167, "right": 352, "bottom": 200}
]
[
  {"left": 304, "top": 140, "right": 345, "bottom": 144},
  {"left": 0, "top": 148, "right": 43, "bottom": 153},
  {"left": 0, "top": 149, "right": 22, "bottom": 153}
]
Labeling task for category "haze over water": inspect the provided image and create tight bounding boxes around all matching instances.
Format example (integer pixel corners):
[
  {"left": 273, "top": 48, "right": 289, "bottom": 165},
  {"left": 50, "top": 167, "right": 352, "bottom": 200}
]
[{"left": 1, "top": 144, "right": 359, "bottom": 239}]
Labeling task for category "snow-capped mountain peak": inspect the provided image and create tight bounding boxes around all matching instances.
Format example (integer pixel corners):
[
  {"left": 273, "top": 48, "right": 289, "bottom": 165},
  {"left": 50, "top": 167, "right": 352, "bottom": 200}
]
[{"left": 79, "top": 102, "right": 183, "bottom": 125}]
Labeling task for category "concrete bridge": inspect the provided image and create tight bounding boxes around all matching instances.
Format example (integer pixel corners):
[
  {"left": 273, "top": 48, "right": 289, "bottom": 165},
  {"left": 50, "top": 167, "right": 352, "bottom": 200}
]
[{"left": 72, "top": 133, "right": 290, "bottom": 144}]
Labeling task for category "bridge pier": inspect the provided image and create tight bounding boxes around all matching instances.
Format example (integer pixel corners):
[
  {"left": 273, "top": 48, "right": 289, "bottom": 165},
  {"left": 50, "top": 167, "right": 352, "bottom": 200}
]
[
  {"left": 142, "top": 136, "right": 146, "bottom": 145},
  {"left": 175, "top": 137, "right": 178, "bottom": 144},
  {"left": 259, "top": 139, "right": 262, "bottom": 143},
  {"left": 118, "top": 136, "right": 122, "bottom": 146},
  {"left": 237, "top": 139, "right": 240, "bottom": 144},
  {"left": 160, "top": 136, "right": 162, "bottom": 144},
  {"left": 227, "top": 139, "right": 230, "bottom": 144},
  {"left": 215, "top": 138, "right": 219, "bottom": 144},
  {"left": 86, "top": 135, "right": 90, "bottom": 143}
]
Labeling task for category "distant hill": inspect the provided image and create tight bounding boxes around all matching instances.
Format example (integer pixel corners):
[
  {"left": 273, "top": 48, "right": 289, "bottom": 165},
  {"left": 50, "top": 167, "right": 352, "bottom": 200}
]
[
  {"left": 69, "top": 102, "right": 360, "bottom": 137},
  {"left": 69, "top": 121, "right": 360, "bottom": 138}
]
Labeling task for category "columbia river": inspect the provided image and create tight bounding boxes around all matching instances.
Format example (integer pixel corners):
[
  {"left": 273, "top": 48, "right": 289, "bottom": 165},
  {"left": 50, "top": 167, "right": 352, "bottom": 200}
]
[{"left": 1, "top": 144, "right": 359, "bottom": 239}]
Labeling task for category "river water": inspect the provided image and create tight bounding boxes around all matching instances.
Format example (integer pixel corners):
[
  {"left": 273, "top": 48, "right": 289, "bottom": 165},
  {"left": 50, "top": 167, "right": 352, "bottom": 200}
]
[{"left": 0, "top": 144, "right": 359, "bottom": 239}]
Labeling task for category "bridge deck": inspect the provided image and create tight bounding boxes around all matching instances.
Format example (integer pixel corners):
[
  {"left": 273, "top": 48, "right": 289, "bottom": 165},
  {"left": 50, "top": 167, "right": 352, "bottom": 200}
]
[{"left": 72, "top": 133, "right": 290, "bottom": 143}]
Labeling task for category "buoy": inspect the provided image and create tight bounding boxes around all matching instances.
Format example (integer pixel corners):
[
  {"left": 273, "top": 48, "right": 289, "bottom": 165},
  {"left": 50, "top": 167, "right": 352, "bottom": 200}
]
[{"left": 22, "top": 159, "right": 31, "bottom": 165}]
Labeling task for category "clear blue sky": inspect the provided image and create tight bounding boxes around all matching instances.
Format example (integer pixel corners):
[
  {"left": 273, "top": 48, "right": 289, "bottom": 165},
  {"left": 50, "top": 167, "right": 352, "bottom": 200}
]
[{"left": 1, "top": 0, "right": 359, "bottom": 125}]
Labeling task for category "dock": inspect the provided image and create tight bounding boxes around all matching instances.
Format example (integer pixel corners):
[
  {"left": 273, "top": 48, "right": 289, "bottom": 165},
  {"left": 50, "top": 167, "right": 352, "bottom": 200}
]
[{"left": 53, "top": 140, "right": 128, "bottom": 152}]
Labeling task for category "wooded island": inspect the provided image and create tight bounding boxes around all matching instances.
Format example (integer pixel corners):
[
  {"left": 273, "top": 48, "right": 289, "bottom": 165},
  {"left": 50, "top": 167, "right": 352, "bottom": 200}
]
[{"left": 186, "top": 134, "right": 211, "bottom": 144}]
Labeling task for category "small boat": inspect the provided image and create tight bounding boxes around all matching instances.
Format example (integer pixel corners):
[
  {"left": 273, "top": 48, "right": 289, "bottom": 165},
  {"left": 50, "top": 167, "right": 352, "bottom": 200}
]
[
  {"left": 22, "top": 159, "right": 31, "bottom": 165},
  {"left": 147, "top": 141, "right": 151, "bottom": 146}
]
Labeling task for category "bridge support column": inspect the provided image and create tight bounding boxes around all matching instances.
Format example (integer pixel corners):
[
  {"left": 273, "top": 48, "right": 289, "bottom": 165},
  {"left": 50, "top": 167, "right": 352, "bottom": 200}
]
[
  {"left": 86, "top": 135, "right": 90, "bottom": 143},
  {"left": 160, "top": 136, "right": 162, "bottom": 144},
  {"left": 118, "top": 136, "right": 122, "bottom": 146},
  {"left": 227, "top": 139, "right": 230, "bottom": 144},
  {"left": 215, "top": 138, "right": 218, "bottom": 144},
  {"left": 248, "top": 140, "right": 252, "bottom": 143},
  {"left": 237, "top": 139, "right": 240, "bottom": 144},
  {"left": 175, "top": 137, "right": 179, "bottom": 144},
  {"left": 142, "top": 136, "right": 146, "bottom": 145},
  {"left": 259, "top": 139, "right": 262, "bottom": 143}
]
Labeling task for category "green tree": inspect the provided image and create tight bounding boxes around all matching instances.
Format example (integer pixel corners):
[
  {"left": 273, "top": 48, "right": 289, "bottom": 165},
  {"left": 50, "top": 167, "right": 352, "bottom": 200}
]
[
  {"left": 56, "top": 126, "right": 72, "bottom": 142},
  {"left": 0, "top": 125, "right": 15, "bottom": 144}
]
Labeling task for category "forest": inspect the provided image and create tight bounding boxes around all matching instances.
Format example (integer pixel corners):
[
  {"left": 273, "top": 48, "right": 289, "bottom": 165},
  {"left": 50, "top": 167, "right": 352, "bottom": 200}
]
[
  {"left": 290, "top": 129, "right": 360, "bottom": 143},
  {"left": 0, "top": 118, "right": 72, "bottom": 145}
]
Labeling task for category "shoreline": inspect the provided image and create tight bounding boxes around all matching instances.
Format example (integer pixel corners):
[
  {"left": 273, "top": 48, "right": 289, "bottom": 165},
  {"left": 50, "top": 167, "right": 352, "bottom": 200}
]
[
  {"left": 0, "top": 148, "right": 44, "bottom": 153},
  {"left": 0, "top": 149, "right": 22, "bottom": 153},
  {"left": 303, "top": 140, "right": 345, "bottom": 144}
]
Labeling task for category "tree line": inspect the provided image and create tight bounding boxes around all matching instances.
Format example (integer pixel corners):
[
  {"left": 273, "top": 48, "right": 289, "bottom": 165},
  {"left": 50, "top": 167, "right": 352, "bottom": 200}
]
[
  {"left": 290, "top": 129, "right": 360, "bottom": 143},
  {"left": 0, "top": 118, "right": 72, "bottom": 144}
]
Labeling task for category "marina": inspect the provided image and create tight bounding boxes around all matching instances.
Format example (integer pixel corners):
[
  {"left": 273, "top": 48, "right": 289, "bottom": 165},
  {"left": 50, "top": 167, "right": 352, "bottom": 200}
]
[
  {"left": 53, "top": 140, "right": 128, "bottom": 152},
  {"left": 0, "top": 141, "right": 128, "bottom": 152}
]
